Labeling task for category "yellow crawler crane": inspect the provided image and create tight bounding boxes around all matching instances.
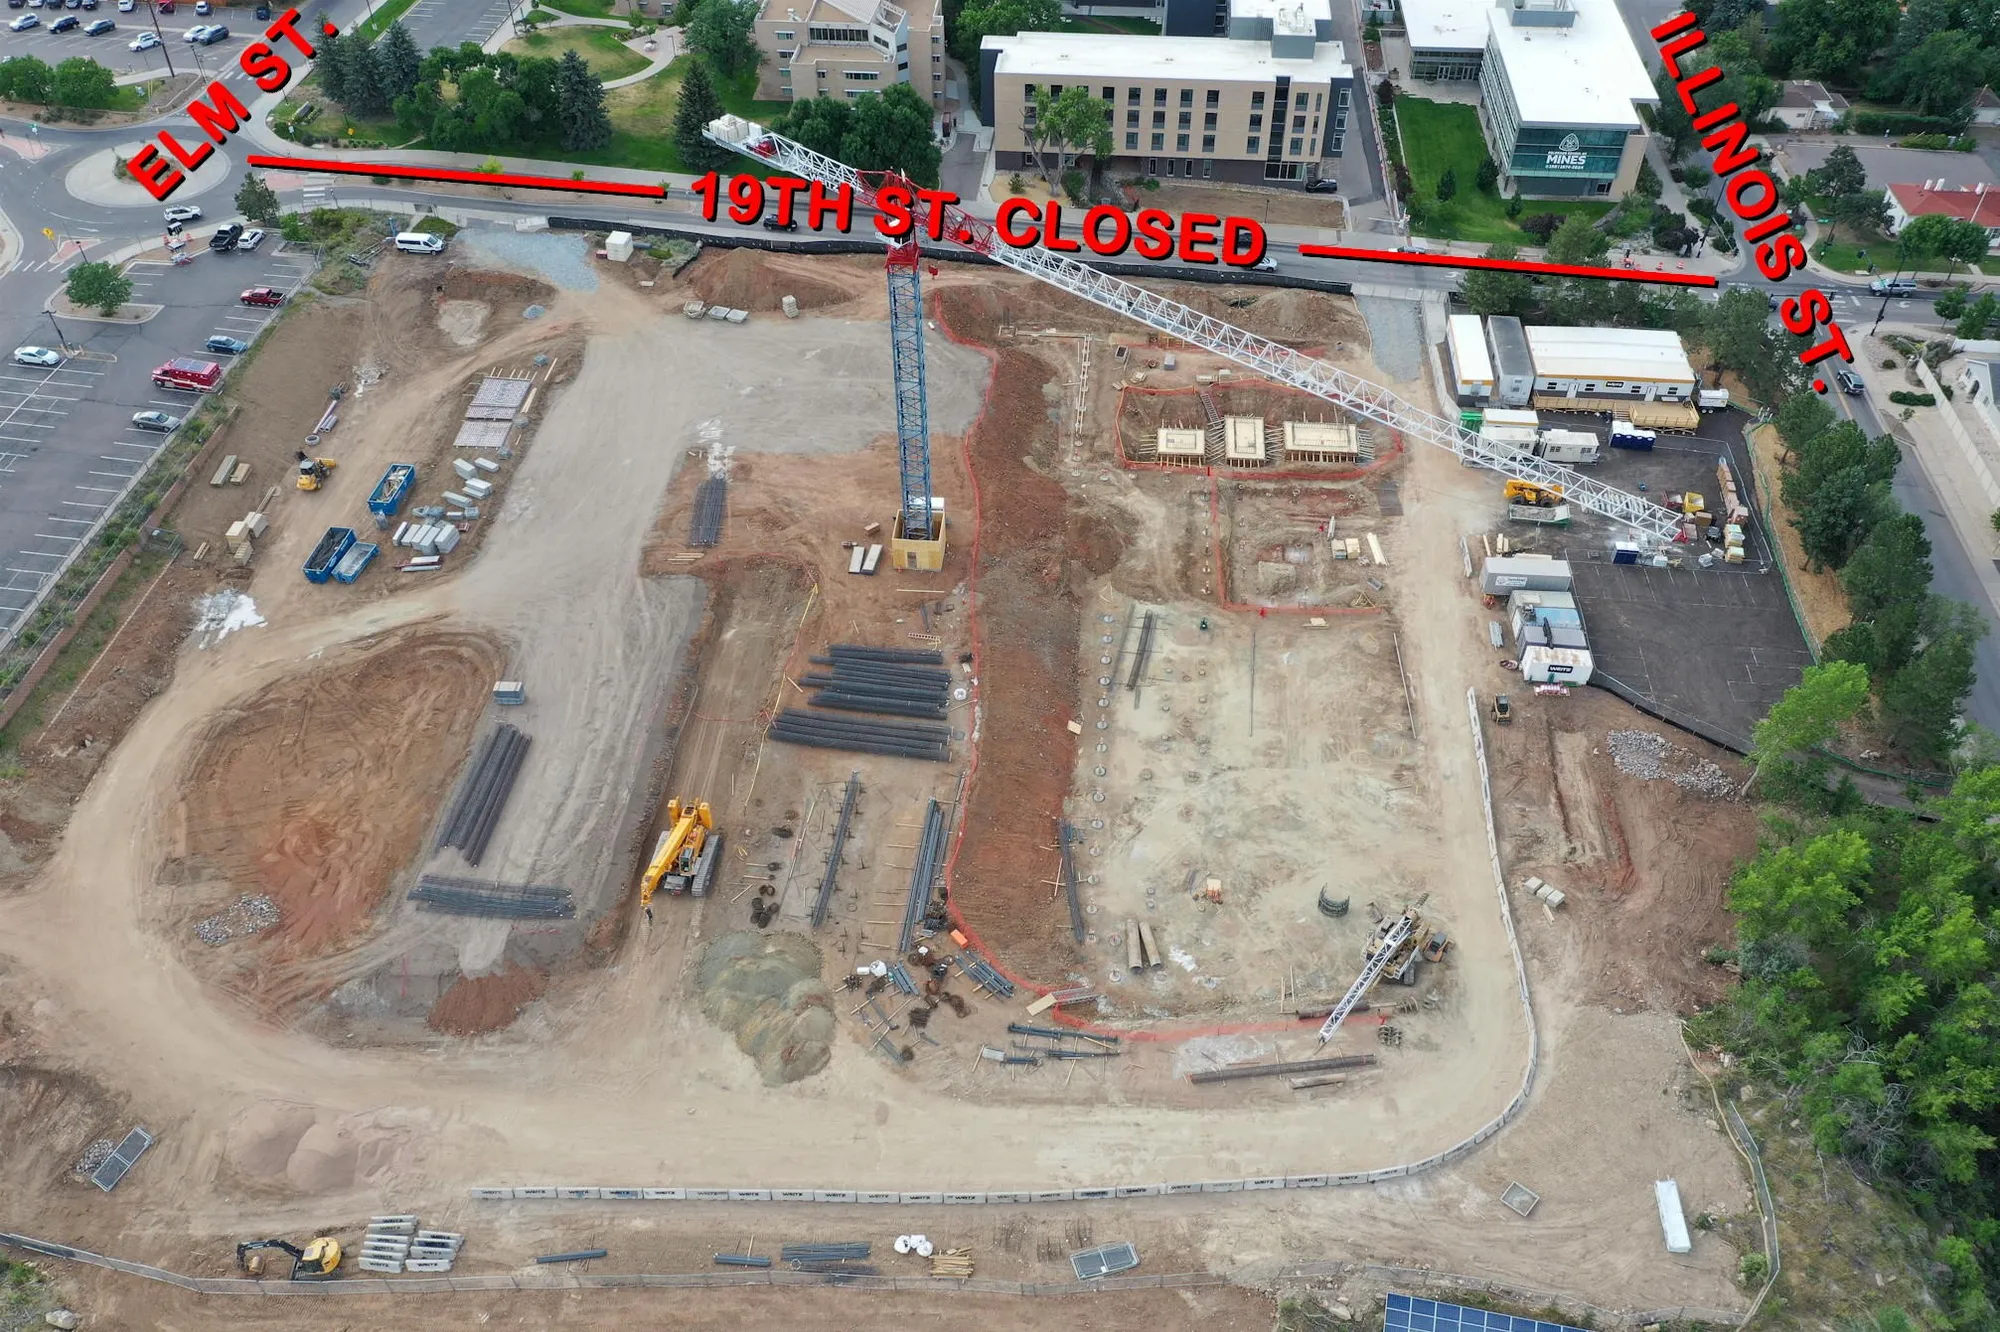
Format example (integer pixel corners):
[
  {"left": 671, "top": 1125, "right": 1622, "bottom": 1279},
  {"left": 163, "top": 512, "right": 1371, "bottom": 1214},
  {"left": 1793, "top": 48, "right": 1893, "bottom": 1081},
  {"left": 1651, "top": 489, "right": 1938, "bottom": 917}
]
[{"left": 640, "top": 798, "right": 722, "bottom": 920}]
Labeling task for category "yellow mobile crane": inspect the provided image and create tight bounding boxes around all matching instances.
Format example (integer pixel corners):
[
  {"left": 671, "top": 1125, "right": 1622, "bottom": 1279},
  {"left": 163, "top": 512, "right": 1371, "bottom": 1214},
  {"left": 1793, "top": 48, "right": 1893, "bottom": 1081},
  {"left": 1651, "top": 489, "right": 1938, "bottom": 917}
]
[{"left": 640, "top": 798, "right": 723, "bottom": 920}]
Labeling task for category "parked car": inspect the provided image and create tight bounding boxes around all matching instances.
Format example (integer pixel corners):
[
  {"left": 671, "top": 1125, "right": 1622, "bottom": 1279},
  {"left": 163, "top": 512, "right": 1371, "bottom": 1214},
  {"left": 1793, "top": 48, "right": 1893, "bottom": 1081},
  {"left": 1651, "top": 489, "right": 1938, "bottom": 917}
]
[
  {"left": 156, "top": 0, "right": 170, "bottom": 11},
  {"left": 192, "top": 20, "right": 224, "bottom": 41},
  {"left": 193, "top": 0, "right": 207, "bottom": 10},
  {"left": 117, "top": 0, "right": 132, "bottom": 9},
  {"left": 182, "top": 20, "right": 206, "bottom": 38},
  {"left": 164, "top": 204, "right": 201, "bottom": 223},
  {"left": 235, "top": 227, "right": 266, "bottom": 251},
  {"left": 131, "top": 411, "right": 182, "bottom": 432},
  {"left": 208, "top": 222, "right": 243, "bottom": 251},
  {"left": 239, "top": 286, "right": 284, "bottom": 307},
  {"left": 7, "top": 13, "right": 38, "bottom": 29},
  {"left": 204, "top": 334, "right": 249, "bottom": 355},
  {"left": 762, "top": 216, "right": 799, "bottom": 232},
  {"left": 4, "top": 2, "right": 24, "bottom": 10},
  {"left": 63, "top": 0, "right": 81, "bottom": 9},
  {"left": 128, "top": 27, "right": 155, "bottom": 46},
  {"left": 48, "top": 12, "right": 78, "bottom": 28},
  {"left": 1835, "top": 367, "right": 1864, "bottom": 395},
  {"left": 12, "top": 347, "right": 64, "bottom": 368},
  {"left": 1304, "top": 177, "right": 1338, "bottom": 193},
  {"left": 253, "top": 1, "right": 268, "bottom": 15},
  {"left": 84, "top": 17, "right": 113, "bottom": 32}
]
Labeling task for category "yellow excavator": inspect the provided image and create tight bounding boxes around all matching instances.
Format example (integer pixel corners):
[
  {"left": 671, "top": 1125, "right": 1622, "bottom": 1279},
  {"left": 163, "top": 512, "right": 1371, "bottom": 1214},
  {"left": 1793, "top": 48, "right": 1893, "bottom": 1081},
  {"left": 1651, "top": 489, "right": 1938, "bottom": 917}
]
[
  {"left": 640, "top": 797, "right": 723, "bottom": 920},
  {"left": 1502, "top": 479, "right": 1564, "bottom": 507},
  {"left": 237, "top": 1237, "right": 341, "bottom": 1281},
  {"left": 295, "top": 451, "right": 338, "bottom": 491}
]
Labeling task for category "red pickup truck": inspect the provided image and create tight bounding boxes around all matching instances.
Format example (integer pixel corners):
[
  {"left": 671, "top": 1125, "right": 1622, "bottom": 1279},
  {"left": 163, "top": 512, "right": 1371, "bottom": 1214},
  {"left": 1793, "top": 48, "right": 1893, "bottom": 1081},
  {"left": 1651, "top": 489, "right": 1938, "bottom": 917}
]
[{"left": 152, "top": 358, "right": 223, "bottom": 391}]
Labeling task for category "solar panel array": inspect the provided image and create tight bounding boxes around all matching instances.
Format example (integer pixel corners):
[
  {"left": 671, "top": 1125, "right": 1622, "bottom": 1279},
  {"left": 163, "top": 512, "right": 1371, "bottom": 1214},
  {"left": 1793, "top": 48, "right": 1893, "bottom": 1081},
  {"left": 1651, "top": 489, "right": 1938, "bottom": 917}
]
[
  {"left": 1386, "top": 1293, "right": 1589, "bottom": 1332},
  {"left": 89, "top": 1127, "right": 154, "bottom": 1193}
]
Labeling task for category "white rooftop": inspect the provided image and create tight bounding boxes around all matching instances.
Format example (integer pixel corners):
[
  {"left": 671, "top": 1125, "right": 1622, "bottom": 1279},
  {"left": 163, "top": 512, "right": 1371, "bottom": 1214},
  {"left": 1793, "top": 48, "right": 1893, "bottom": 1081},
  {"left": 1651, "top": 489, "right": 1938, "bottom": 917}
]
[
  {"left": 1402, "top": 0, "right": 1487, "bottom": 52},
  {"left": 1486, "top": 0, "right": 1654, "bottom": 127},
  {"left": 985, "top": 31, "right": 1353, "bottom": 81},
  {"left": 1525, "top": 325, "right": 1696, "bottom": 384}
]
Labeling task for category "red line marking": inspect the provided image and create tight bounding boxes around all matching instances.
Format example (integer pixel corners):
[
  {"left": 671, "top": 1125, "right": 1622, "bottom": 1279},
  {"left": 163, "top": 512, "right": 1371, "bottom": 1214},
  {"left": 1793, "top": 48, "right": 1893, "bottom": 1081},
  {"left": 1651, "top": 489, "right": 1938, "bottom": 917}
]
[
  {"left": 1295, "top": 243, "right": 1718, "bottom": 289},
  {"left": 244, "top": 154, "right": 668, "bottom": 199}
]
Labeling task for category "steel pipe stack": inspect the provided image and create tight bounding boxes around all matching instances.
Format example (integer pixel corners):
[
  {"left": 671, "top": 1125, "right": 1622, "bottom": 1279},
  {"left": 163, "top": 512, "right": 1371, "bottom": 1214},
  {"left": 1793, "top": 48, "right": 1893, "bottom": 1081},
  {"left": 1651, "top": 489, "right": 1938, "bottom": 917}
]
[
  {"left": 898, "top": 798, "right": 947, "bottom": 952},
  {"left": 811, "top": 771, "right": 861, "bottom": 929},
  {"left": 768, "top": 708, "right": 950, "bottom": 761},
  {"left": 437, "top": 724, "right": 533, "bottom": 866},
  {"left": 798, "top": 645, "right": 952, "bottom": 720}
]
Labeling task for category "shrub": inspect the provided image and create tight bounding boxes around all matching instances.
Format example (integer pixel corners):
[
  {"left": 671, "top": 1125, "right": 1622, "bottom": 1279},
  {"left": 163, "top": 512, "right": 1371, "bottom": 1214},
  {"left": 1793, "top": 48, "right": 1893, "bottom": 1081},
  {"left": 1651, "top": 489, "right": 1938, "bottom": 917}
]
[
  {"left": 1007, "top": 172, "right": 1025, "bottom": 194},
  {"left": 1738, "top": 1252, "right": 1769, "bottom": 1284},
  {"left": 1518, "top": 212, "right": 1564, "bottom": 242},
  {"left": 1898, "top": 133, "right": 1951, "bottom": 150},
  {"left": 1888, "top": 390, "right": 1936, "bottom": 407},
  {"left": 1682, "top": 164, "right": 1711, "bottom": 188},
  {"left": 1853, "top": 110, "right": 1969, "bottom": 136}
]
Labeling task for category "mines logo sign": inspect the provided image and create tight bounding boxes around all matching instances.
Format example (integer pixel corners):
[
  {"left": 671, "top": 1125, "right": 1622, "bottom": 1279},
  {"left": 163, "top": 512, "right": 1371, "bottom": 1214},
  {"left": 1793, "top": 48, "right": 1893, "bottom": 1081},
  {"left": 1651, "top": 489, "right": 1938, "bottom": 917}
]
[{"left": 1545, "top": 133, "right": 1590, "bottom": 169}]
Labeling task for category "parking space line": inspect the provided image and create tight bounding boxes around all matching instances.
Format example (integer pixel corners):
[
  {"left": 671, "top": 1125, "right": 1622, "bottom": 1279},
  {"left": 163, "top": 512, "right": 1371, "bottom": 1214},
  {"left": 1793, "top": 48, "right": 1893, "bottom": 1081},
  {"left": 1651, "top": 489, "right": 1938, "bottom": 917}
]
[
  {"left": 60, "top": 501, "right": 105, "bottom": 510},
  {"left": 90, "top": 469, "right": 137, "bottom": 478},
  {"left": 75, "top": 485, "right": 122, "bottom": 494},
  {"left": 47, "top": 516, "right": 94, "bottom": 524},
  {"left": 35, "top": 532, "right": 82, "bottom": 541}
]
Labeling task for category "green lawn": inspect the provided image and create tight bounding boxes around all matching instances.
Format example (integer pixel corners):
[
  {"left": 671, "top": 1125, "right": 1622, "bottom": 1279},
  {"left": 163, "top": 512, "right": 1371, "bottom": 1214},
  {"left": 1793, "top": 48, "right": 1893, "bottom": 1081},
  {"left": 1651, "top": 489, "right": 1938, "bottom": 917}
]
[
  {"left": 355, "top": 0, "right": 421, "bottom": 44},
  {"left": 270, "top": 71, "right": 406, "bottom": 146},
  {"left": 538, "top": 0, "right": 629, "bottom": 18},
  {"left": 504, "top": 27, "right": 650, "bottom": 78},
  {"left": 1393, "top": 95, "right": 1611, "bottom": 245},
  {"left": 1812, "top": 236, "right": 1994, "bottom": 280},
  {"left": 508, "top": 58, "right": 785, "bottom": 173}
]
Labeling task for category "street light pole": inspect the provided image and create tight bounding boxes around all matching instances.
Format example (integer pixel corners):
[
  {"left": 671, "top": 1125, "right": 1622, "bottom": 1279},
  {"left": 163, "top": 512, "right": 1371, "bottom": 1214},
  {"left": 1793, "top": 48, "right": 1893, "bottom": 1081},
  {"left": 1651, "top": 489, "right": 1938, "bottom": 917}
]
[
  {"left": 45, "top": 310, "right": 69, "bottom": 354},
  {"left": 1870, "top": 245, "right": 1908, "bottom": 334},
  {"left": 146, "top": 2, "right": 177, "bottom": 78}
]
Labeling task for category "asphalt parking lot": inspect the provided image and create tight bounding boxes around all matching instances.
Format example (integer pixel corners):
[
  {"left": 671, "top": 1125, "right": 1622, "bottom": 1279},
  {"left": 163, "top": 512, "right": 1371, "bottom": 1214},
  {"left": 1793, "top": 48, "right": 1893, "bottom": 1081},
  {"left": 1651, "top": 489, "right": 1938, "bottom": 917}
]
[
  {"left": 0, "top": 6, "right": 241, "bottom": 82},
  {"left": 1521, "top": 412, "right": 1811, "bottom": 749},
  {"left": 0, "top": 238, "right": 311, "bottom": 633}
]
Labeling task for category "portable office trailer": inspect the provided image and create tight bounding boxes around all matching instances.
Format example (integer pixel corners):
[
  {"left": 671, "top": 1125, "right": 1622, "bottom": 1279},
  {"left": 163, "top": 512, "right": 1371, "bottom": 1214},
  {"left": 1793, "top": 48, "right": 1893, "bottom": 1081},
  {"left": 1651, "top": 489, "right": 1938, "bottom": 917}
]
[
  {"left": 1480, "top": 556, "right": 1574, "bottom": 594},
  {"left": 1485, "top": 316, "right": 1534, "bottom": 407},
  {"left": 1447, "top": 314, "right": 1494, "bottom": 401},
  {"left": 1508, "top": 589, "right": 1575, "bottom": 613},
  {"left": 1524, "top": 326, "right": 1699, "bottom": 402},
  {"left": 1520, "top": 645, "right": 1593, "bottom": 685}
]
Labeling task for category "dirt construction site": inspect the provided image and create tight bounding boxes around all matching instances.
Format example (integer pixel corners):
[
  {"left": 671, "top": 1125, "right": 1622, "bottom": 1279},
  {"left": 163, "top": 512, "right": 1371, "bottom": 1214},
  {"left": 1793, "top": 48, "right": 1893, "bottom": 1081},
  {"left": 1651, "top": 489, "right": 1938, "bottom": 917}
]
[{"left": 0, "top": 237, "right": 1770, "bottom": 1327}]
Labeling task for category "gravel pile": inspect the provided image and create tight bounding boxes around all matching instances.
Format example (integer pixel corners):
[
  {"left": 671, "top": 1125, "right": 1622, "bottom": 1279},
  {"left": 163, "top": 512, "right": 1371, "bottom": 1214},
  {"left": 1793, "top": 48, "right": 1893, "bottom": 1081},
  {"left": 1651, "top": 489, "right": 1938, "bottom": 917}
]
[
  {"left": 458, "top": 230, "right": 599, "bottom": 292},
  {"left": 1607, "top": 730, "right": 1733, "bottom": 798},
  {"left": 74, "top": 1138, "right": 115, "bottom": 1173},
  {"left": 194, "top": 894, "right": 280, "bottom": 945}
]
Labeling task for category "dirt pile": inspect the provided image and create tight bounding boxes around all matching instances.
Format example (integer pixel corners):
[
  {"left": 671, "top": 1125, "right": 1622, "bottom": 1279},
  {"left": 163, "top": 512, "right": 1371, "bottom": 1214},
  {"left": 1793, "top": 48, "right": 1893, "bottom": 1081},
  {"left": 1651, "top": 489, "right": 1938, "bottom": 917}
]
[
  {"left": 689, "top": 249, "right": 857, "bottom": 312},
  {"left": 696, "top": 931, "right": 834, "bottom": 1085},
  {"left": 223, "top": 1100, "right": 426, "bottom": 1193},
  {"left": 427, "top": 963, "right": 549, "bottom": 1035}
]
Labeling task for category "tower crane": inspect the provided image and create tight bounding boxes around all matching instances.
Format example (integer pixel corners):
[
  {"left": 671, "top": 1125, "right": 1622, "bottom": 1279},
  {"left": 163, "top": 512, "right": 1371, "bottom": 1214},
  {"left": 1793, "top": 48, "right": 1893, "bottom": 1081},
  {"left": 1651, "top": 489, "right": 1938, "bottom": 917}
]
[{"left": 702, "top": 114, "right": 1686, "bottom": 545}]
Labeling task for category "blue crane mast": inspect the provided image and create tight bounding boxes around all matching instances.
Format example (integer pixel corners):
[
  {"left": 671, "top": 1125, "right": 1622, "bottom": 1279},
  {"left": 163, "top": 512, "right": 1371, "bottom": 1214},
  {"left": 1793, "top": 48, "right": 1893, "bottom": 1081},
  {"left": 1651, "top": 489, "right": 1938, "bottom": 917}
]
[{"left": 885, "top": 240, "right": 936, "bottom": 542}]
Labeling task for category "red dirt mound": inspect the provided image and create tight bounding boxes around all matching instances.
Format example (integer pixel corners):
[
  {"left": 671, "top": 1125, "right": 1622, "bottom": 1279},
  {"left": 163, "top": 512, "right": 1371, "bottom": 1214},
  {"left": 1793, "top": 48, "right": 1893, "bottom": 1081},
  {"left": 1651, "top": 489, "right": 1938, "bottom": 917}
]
[
  {"left": 427, "top": 963, "right": 549, "bottom": 1035},
  {"left": 689, "top": 248, "right": 860, "bottom": 312}
]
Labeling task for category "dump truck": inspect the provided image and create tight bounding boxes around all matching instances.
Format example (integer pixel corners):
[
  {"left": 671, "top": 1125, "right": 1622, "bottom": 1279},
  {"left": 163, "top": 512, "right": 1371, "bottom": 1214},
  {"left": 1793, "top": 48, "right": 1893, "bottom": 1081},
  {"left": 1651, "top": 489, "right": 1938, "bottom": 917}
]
[
  {"left": 303, "top": 527, "right": 356, "bottom": 583},
  {"left": 368, "top": 463, "right": 416, "bottom": 519}
]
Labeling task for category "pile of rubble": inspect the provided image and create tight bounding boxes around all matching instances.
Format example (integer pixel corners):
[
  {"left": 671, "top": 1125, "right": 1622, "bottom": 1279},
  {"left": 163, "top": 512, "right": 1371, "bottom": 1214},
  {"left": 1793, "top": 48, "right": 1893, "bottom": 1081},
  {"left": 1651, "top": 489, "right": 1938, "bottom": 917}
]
[
  {"left": 1606, "top": 730, "right": 1733, "bottom": 798},
  {"left": 193, "top": 894, "right": 280, "bottom": 945}
]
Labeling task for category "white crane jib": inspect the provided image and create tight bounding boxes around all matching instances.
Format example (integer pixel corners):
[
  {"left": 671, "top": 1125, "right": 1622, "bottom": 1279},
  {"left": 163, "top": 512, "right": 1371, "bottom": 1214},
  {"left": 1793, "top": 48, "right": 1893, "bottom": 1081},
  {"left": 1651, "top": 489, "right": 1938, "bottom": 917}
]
[{"left": 702, "top": 114, "right": 1686, "bottom": 544}]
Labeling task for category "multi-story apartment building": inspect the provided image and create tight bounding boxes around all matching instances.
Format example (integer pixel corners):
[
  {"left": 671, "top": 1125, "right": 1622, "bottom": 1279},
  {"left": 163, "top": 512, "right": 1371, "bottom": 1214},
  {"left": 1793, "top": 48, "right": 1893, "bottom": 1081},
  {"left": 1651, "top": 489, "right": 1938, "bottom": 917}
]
[
  {"left": 978, "top": 23, "right": 1354, "bottom": 187},
  {"left": 754, "top": 0, "right": 947, "bottom": 112}
]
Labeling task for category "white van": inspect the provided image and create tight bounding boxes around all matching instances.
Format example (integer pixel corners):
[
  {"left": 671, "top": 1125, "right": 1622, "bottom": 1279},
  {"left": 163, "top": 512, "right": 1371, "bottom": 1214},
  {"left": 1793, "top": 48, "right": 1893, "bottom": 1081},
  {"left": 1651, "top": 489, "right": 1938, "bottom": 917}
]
[{"left": 394, "top": 232, "right": 446, "bottom": 254}]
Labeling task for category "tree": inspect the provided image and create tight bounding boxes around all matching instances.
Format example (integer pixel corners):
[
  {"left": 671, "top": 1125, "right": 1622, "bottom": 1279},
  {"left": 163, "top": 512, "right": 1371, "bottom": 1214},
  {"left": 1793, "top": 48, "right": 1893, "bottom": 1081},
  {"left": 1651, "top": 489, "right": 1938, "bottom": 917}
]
[
  {"left": 1770, "top": 0, "right": 1901, "bottom": 83},
  {"left": 774, "top": 95, "right": 856, "bottom": 160},
  {"left": 1747, "top": 662, "right": 1872, "bottom": 793},
  {"left": 1650, "top": 66, "right": 1695, "bottom": 159},
  {"left": 1882, "top": 29, "right": 1989, "bottom": 117},
  {"left": 1808, "top": 144, "right": 1867, "bottom": 200},
  {"left": 0, "top": 56, "right": 53, "bottom": 105},
  {"left": 1955, "top": 292, "right": 1999, "bottom": 339},
  {"left": 1545, "top": 214, "right": 1609, "bottom": 265},
  {"left": 953, "top": 0, "right": 1061, "bottom": 99},
  {"left": 331, "top": 37, "right": 387, "bottom": 117},
  {"left": 318, "top": 29, "right": 350, "bottom": 105},
  {"left": 1776, "top": 389, "right": 1836, "bottom": 456},
  {"left": 1881, "top": 603, "right": 1986, "bottom": 761},
  {"left": 65, "top": 260, "right": 131, "bottom": 316},
  {"left": 1832, "top": 189, "right": 1890, "bottom": 235},
  {"left": 1459, "top": 242, "right": 1533, "bottom": 316},
  {"left": 554, "top": 49, "right": 611, "bottom": 152},
  {"left": 1476, "top": 157, "right": 1500, "bottom": 193},
  {"left": 1518, "top": 213, "right": 1565, "bottom": 243},
  {"left": 234, "top": 172, "right": 282, "bottom": 227},
  {"left": 672, "top": 56, "right": 736, "bottom": 172},
  {"left": 841, "top": 84, "right": 941, "bottom": 187},
  {"left": 377, "top": 22, "right": 423, "bottom": 103},
  {"left": 1840, "top": 514, "right": 1934, "bottom": 673},
  {"left": 1705, "top": 288, "right": 1807, "bottom": 405},
  {"left": 687, "top": 0, "right": 762, "bottom": 79},
  {"left": 1794, "top": 467, "right": 1893, "bottom": 570},
  {"left": 1935, "top": 217, "right": 1995, "bottom": 270},
  {"left": 1026, "top": 86, "right": 1110, "bottom": 186},
  {"left": 1787, "top": 418, "right": 1900, "bottom": 512},
  {"left": 1935, "top": 286, "right": 1970, "bottom": 320},
  {"left": 1896, "top": 211, "right": 1988, "bottom": 267},
  {"left": 49, "top": 57, "right": 116, "bottom": 110},
  {"left": 1436, "top": 166, "right": 1458, "bottom": 202}
]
